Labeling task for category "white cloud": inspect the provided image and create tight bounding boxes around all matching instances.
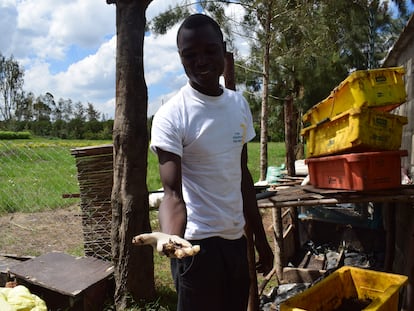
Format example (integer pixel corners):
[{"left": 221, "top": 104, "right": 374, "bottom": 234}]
[
  {"left": 144, "top": 24, "right": 182, "bottom": 86},
  {"left": 23, "top": 60, "right": 53, "bottom": 93},
  {"left": 1, "top": 1, "right": 231, "bottom": 119},
  {"left": 48, "top": 1, "right": 114, "bottom": 48},
  {"left": 223, "top": 3, "right": 249, "bottom": 58},
  {"left": 55, "top": 36, "right": 116, "bottom": 99},
  {"left": 24, "top": 35, "right": 117, "bottom": 117},
  {"left": 13, "top": 0, "right": 114, "bottom": 61}
]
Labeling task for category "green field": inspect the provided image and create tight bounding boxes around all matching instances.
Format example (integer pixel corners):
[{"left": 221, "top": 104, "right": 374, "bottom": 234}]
[
  {"left": 0, "top": 138, "right": 286, "bottom": 214},
  {"left": 0, "top": 139, "right": 110, "bottom": 214}
]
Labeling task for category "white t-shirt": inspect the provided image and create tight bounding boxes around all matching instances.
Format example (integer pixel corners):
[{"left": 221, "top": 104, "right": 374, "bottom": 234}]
[{"left": 150, "top": 83, "right": 256, "bottom": 240}]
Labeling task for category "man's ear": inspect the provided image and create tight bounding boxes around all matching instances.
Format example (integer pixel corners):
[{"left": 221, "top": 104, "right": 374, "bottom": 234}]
[{"left": 177, "top": 49, "right": 184, "bottom": 64}]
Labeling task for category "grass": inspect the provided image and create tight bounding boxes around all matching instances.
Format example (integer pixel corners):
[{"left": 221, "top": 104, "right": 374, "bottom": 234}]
[
  {"left": 248, "top": 142, "right": 286, "bottom": 182},
  {"left": 0, "top": 138, "right": 111, "bottom": 214},
  {"left": 0, "top": 138, "right": 286, "bottom": 213},
  {"left": 0, "top": 138, "right": 286, "bottom": 310}
]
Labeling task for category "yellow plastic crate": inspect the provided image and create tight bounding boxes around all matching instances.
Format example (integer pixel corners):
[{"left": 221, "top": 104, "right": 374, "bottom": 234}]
[
  {"left": 303, "top": 67, "right": 406, "bottom": 126},
  {"left": 301, "top": 107, "right": 407, "bottom": 158},
  {"left": 280, "top": 266, "right": 408, "bottom": 311}
]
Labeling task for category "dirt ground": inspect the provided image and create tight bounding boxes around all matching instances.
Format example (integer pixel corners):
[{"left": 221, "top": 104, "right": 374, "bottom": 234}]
[
  {"left": 0, "top": 205, "right": 275, "bottom": 258},
  {"left": 0, "top": 205, "right": 84, "bottom": 257}
]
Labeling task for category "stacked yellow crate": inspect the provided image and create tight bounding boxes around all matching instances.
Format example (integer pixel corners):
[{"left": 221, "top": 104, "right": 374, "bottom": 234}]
[
  {"left": 301, "top": 67, "right": 408, "bottom": 190},
  {"left": 280, "top": 266, "right": 408, "bottom": 311},
  {"left": 301, "top": 67, "right": 407, "bottom": 158}
]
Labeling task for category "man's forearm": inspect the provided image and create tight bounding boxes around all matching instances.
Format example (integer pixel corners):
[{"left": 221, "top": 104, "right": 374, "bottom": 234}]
[{"left": 159, "top": 194, "right": 187, "bottom": 237}]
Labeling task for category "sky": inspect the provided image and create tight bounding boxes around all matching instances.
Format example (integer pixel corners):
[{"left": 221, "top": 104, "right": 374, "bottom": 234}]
[
  {"left": 1, "top": 1, "right": 411, "bottom": 120},
  {"left": 0, "top": 0, "right": 247, "bottom": 119}
]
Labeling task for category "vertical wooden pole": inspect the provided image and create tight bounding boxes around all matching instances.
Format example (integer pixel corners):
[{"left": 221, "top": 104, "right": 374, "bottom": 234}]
[
  {"left": 284, "top": 96, "right": 296, "bottom": 176},
  {"left": 224, "top": 52, "right": 236, "bottom": 91},
  {"left": 272, "top": 207, "right": 284, "bottom": 282},
  {"left": 289, "top": 206, "right": 300, "bottom": 258},
  {"left": 224, "top": 51, "right": 259, "bottom": 311},
  {"left": 109, "top": 0, "right": 155, "bottom": 308}
]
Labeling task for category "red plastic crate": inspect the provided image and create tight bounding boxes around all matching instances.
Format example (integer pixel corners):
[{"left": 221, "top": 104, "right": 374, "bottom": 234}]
[{"left": 305, "top": 150, "right": 408, "bottom": 190}]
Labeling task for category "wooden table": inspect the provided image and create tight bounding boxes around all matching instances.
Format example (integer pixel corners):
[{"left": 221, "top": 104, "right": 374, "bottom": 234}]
[
  {"left": 257, "top": 184, "right": 414, "bottom": 281},
  {"left": 9, "top": 252, "right": 114, "bottom": 310},
  {"left": 258, "top": 184, "right": 414, "bottom": 208}
]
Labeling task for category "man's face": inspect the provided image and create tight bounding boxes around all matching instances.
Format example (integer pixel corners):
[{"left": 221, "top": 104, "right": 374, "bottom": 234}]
[{"left": 178, "top": 24, "right": 225, "bottom": 96}]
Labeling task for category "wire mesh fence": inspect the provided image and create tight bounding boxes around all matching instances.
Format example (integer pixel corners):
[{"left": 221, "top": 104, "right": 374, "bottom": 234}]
[{"left": 0, "top": 139, "right": 113, "bottom": 260}]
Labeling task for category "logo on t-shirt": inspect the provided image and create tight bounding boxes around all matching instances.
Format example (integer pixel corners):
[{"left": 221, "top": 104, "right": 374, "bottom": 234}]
[{"left": 233, "top": 123, "right": 247, "bottom": 144}]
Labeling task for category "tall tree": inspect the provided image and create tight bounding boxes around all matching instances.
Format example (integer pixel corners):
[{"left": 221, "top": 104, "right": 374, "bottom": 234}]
[
  {"left": 33, "top": 94, "right": 52, "bottom": 122},
  {"left": 0, "top": 54, "right": 24, "bottom": 123},
  {"left": 86, "top": 102, "right": 101, "bottom": 121},
  {"left": 294, "top": 0, "right": 414, "bottom": 113},
  {"left": 253, "top": 0, "right": 276, "bottom": 180},
  {"left": 239, "top": 0, "right": 413, "bottom": 157},
  {"left": 14, "top": 91, "right": 34, "bottom": 123},
  {"left": 61, "top": 98, "right": 74, "bottom": 122},
  {"left": 73, "top": 101, "right": 86, "bottom": 121},
  {"left": 106, "top": 0, "right": 155, "bottom": 309}
]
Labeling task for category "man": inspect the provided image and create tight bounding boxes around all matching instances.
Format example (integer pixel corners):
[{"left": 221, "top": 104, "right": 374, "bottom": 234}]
[{"left": 150, "top": 13, "right": 273, "bottom": 311}]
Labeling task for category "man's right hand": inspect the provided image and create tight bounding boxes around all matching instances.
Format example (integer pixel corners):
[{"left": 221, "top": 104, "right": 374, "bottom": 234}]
[{"left": 132, "top": 232, "right": 200, "bottom": 259}]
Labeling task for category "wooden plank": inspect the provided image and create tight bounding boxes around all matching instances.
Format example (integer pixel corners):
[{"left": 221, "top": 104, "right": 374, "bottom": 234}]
[
  {"left": 9, "top": 252, "right": 113, "bottom": 297},
  {"left": 283, "top": 224, "right": 296, "bottom": 262},
  {"left": 283, "top": 267, "right": 326, "bottom": 283},
  {"left": 70, "top": 144, "right": 113, "bottom": 157},
  {"left": 258, "top": 185, "right": 414, "bottom": 209},
  {"left": 1, "top": 255, "right": 32, "bottom": 286}
]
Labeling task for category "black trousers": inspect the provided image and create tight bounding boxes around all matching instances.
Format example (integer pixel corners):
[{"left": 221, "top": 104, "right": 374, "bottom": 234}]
[{"left": 171, "top": 236, "right": 250, "bottom": 311}]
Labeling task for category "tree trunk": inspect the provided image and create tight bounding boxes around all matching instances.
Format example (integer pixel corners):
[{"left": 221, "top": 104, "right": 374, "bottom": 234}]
[
  {"left": 225, "top": 51, "right": 259, "bottom": 311},
  {"left": 259, "top": 2, "right": 272, "bottom": 182},
  {"left": 109, "top": 0, "right": 155, "bottom": 309}
]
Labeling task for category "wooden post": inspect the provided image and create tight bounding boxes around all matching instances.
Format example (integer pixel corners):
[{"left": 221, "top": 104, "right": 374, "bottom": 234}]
[
  {"left": 289, "top": 206, "right": 300, "bottom": 262},
  {"left": 272, "top": 207, "right": 284, "bottom": 282},
  {"left": 224, "top": 51, "right": 259, "bottom": 311},
  {"left": 108, "top": 0, "right": 155, "bottom": 308},
  {"left": 224, "top": 52, "right": 236, "bottom": 91},
  {"left": 284, "top": 96, "right": 296, "bottom": 176}
]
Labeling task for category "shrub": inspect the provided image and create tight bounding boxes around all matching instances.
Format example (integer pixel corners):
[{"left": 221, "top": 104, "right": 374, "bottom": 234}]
[{"left": 0, "top": 131, "right": 31, "bottom": 139}]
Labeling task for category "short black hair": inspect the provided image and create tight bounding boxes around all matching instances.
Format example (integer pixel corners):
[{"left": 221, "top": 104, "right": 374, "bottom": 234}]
[{"left": 177, "top": 14, "right": 224, "bottom": 47}]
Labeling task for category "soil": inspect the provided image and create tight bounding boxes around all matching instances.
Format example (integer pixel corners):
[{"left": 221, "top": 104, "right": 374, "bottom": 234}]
[
  {"left": 0, "top": 205, "right": 275, "bottom": 259},
  {"left": 333, "top": 298, "right": 372, "bottom": 311},
  {"left": 0, "top": 205, "right": 84, "bottom": 257}
]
